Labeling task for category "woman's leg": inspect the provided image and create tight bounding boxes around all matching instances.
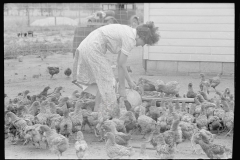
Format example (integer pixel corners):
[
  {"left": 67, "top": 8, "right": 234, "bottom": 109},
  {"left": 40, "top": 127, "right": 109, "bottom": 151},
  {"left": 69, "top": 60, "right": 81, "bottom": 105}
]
[{"left": 94, "top": 89, "right": 101, "bottom": 112}]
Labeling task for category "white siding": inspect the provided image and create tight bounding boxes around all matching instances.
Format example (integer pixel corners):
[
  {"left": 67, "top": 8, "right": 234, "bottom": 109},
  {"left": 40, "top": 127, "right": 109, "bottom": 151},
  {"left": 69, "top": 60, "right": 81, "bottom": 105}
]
[{"left": 143, "top": 3, "right": 235, "bottom": 62}]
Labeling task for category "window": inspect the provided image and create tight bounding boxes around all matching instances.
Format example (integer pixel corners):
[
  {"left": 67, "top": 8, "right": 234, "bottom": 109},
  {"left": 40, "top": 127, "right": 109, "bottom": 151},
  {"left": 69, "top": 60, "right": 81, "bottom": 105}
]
[
  {"left": 109, "top": 4, "right": 116, "bottom": 10},
  {"left": 126, "top": 4, "right": 133, "bottom": 9},
  {"left": 103, "top": 5, "right": 108, "bottom": 10}
]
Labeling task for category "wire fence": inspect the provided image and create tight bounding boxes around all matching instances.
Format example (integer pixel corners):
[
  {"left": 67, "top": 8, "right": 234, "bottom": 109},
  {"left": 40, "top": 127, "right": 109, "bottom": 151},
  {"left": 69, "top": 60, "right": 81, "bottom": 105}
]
[{"left": 4, "top": 3, "right": 144, "bottom": 59}]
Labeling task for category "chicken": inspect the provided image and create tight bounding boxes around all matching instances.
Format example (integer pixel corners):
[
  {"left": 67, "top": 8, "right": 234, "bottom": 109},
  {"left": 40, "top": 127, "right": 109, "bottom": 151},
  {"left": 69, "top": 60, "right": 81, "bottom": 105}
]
[
  {"left": 119, "top": 111, "right": 137, "bottom": 134},
  {"left": 165, "top": 101, "right": 178, "bottom": 130},
  {"left": 49, "top": 116, "right": 63, "bottom": 134},
  {"left": 64, "top": 68, "right": 72, "bottom": 78},
  {"left": 16, "top": 105, "right": 35, "bottom": 124},
  {"left": 19, "top": 90, "right": 32, "bottom": 106},
  {"left": 24, "top": 124, "right": 43, "bottom": 148},
  {"left": 186, "top": 82, "right": 197, "bottom": 98},
  {"left": 75, "top": 131, "right": 88, "bottom": 159},
  {"left": 86, "top": 110, "right": 100, "bottom": 137},
  {"left": 194, "top": 130, "right": 231, "bottom": 159},
  {"left": 155, "top": 133, "right": 174, "bottom": 159},
  {"left": 223, "top": 110, "right": 234, "bottom": 137},
  {"left": 147, "top": 100, "right": 161, "bottom": 122},
  {"left": 136, "top": 143, "right": 150, "bottom": 159},
  {"left": 68, "top": 90, "right": 80, "bottom": 102},
  {"left": 137, "top": 77, "right": 156, "bottom": 93},
  {"left": 47, "top": 86, "right": 63, "bottom": 102},
  {"left": 137, "top": 104, "right": 157, "bottom": 139},
  {"left": 81, "top": 99, "right": 95, "bottom": 111},
  {"left": 6, "top": 100, "right": 18, "bottom": 115},
  {"left": 133, "top": 101, "right": 150, "bottom": 120},
  {"left": 155, "top": 80, "right": 180, "bottom": 97},
  {"left": 6, "top": 112, "right": 29, "bottom": 144},
  {"left": 126, "top": 66, "right": 132, "bottom": 73},
  {"left": 198, "top": 90, "right": 209, "bottom": 101},
  {"left": 147, "top": 113, "right": 181, "bottom": 153},
  {"left": 38, "top": 86, "right": 51, "bottom": 98},
  {"left": 199, "top": 73, "right": 210, "bottom": 94},
  {"left": 47, "top": 66, "right": 60, "bottom": 79},
  {"left": 163, "top": 113, "right": 182, "bottom": 152},
  {"left": 209, "top": 73, "right": 222, "bottom": 90},
  {"left": 48, "top": 102, "right": 57, "bottom": 114},
  {"left": 34, "top": 101, "right": 50, "bottom": 125},
  {"left": 213, "top": 99, "right": 226, "bottom": 120},
  {"left": 118, "top": 96, "right": 130, "bottom": 117},
  {"left": 102, "top": 122, "right": 131, "bottom": 146},
  {"left": 196, "top": 94, "right": 216, "bottom": 109},
  {"left": 207, "top": 115, "right": 224, "bottom": 134},
  {"left": 6, "top": 122, "right": 19, "bottom": 143},
  {"left": 195, "top": 104, "right": 208, "bottom": 129},
  {"left": 157, "top": 113, "right": 168, "bottom": 133},
  {"left": 227, "top": 94, "right": 234, "bottom": 111},
  {"left": 220, "top": 95, "right": 231, "bottom": 112},
  {"left": 191, "top": 128, "right": 216, "bottom": 154},
  {"left": 104, "top": 132, "right": 135, "bottom": 159},
  {"left": 59, "top": 107, "right": 73, "bottom": 138},
  {"left": 69, "top": 100, "right": 83, "bottom": 133},
  {"left": 40, "top": 125, "right": 69, "bottom": 159},
  {"left": 111, "top": 118, "right": 127, "bottom": 133},
  {"left": 179, "top": 121, "right": 197, "bottom": 142}
]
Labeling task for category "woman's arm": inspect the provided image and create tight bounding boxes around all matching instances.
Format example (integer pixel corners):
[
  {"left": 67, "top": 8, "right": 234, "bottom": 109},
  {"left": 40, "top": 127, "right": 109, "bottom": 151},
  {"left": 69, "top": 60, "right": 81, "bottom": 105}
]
[{"left": 117, "top": 51, "right": 136, "bottom": 97}]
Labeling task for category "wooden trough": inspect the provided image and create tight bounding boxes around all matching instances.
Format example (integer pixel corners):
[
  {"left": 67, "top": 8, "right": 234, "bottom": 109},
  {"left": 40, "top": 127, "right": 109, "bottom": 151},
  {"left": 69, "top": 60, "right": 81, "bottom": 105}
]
[{"left": 142, "top": 96, "right": 195, "bottom": 103}]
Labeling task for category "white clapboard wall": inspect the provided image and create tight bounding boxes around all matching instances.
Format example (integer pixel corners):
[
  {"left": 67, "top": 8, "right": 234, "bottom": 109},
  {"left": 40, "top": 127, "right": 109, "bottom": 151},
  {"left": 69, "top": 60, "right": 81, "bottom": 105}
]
[{"left": 143, "top": 3, "right": 234, "bottom": 62}]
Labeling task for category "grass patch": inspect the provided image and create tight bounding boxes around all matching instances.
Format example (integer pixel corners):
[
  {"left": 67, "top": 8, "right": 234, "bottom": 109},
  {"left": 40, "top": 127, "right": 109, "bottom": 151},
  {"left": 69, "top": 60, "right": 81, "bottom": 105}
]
[{"left": 4, "top": 41, "right": 72, "bottom": 59}]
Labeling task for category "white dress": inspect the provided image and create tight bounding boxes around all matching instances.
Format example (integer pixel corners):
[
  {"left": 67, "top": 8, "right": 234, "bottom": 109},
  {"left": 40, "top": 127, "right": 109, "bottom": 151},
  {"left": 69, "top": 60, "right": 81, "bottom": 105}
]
[{"left": 72, "top": 24, "right": 136, "bottom": 119}]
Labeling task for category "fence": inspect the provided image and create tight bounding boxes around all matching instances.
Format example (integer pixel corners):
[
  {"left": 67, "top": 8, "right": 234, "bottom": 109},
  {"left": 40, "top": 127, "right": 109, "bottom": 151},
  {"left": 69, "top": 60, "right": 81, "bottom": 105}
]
[{"left": 4, "top": 3, "right": 144, "bottom": 59}]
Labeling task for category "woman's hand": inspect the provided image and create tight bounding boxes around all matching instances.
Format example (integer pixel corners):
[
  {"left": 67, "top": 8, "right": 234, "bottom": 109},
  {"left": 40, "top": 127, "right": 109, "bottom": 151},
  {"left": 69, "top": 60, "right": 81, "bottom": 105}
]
[{"left": 128, "top": 80, "right": 137, "bottom": 90}]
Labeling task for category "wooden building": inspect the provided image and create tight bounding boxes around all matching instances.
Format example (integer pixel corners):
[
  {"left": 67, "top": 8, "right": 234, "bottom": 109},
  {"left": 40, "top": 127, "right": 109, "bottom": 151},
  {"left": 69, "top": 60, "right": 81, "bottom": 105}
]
[{"left": 143, "top": 3, "right": 234, "bottom": 75}]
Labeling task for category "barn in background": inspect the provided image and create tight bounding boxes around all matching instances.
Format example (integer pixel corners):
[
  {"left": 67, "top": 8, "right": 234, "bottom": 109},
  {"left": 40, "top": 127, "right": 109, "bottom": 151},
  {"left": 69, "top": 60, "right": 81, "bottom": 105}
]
[{"left": 143, "top": 3, "right": 234, "bottom": 75}]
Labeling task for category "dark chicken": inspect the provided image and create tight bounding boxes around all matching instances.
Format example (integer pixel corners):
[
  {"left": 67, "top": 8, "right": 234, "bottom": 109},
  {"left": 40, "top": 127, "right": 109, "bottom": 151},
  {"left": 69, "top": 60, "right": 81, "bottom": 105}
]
[
  {"left": 64, "top": 68, "right": 72, "bottom": 77},
  {"left": 47, "top": 67, "right": 60, "bottom": 78}
]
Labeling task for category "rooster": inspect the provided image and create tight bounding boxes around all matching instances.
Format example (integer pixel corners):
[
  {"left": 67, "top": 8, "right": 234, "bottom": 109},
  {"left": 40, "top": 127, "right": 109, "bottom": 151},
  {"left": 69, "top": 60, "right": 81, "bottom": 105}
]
[
  {"left": 47, "top": 67, "right": 59, "bottom": 79},
  {"left": 64, "top": 68, "right": 72, "bottom": 78}
]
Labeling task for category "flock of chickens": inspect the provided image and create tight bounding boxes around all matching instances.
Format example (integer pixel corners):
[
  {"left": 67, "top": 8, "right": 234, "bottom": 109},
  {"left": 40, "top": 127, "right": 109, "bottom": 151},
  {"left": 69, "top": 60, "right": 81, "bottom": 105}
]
[{"left": 4, "top": 72, "right": 234, "bottom": 159}]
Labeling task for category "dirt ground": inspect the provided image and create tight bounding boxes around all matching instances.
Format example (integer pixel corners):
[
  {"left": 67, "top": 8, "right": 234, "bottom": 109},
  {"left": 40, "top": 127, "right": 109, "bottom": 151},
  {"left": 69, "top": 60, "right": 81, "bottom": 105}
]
[{"left": 4, "top": 47, "right": 234, "bottom": 159}]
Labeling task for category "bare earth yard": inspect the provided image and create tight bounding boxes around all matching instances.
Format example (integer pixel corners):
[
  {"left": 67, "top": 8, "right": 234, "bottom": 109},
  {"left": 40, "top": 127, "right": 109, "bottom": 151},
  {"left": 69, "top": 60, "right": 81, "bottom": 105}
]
[{"left": 4, "top": 46, "right": 234, "bottom": 158}]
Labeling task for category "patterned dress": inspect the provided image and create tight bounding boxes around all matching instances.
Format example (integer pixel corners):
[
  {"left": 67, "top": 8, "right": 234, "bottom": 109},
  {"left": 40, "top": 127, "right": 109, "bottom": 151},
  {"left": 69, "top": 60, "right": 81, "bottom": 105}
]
[{"left": 72, "top": 24, "right": 136, "bottom": 120}]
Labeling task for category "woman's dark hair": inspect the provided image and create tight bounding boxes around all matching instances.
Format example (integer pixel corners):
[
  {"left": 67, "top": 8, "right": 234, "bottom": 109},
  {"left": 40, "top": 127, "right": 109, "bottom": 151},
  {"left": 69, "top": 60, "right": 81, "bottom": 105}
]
[{"left": 136, "top": 21, "right": 160, "bottom": 45}]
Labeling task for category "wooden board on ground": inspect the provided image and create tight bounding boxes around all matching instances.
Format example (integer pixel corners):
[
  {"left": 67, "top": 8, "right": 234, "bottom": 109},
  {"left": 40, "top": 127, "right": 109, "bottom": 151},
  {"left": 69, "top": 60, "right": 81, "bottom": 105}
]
[{"left": 142, "top": 96, "right": 194, "bottom": 103}]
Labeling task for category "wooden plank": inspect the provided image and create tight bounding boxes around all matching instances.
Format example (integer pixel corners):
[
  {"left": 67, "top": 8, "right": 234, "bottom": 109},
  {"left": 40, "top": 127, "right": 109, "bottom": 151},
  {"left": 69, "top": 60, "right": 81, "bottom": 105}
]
[
  {"left": 156, "top": 24, "right": 234, "bottom": 32},
  {"left": 150, "top": 15, "right": 234, "bottom": 24},
  {"left": 158, "top": 31, "right": 234, "bottom": 39},
  {"left": 148, "top": 46, "right": 234, "bottom": 55},
  {"left": 156, "top": 39, "right": 234, "bottom": 47},
  {"left": 142, "top": 96, "right": 195, "bottom": 103},
  {"left": 144, "top": 3, "right": 150, "bottom": 23},
  {"left": 148, "top": 53, "right": 234, "bottom": 62},
  {"left": 143, "top": 46, "right": 149, "bottom": 59},
  {"left": 149, "top": 3, "right": 234, "bottom": 9},
  {"left": 149, "top": 8, "right": 234, "bottom": 16}
]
